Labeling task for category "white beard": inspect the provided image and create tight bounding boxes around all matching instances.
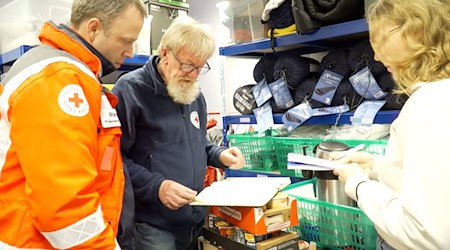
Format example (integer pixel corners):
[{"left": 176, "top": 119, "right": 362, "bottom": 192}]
[{"left": 166, "top": 79, "right": 201, "bottom": 104}]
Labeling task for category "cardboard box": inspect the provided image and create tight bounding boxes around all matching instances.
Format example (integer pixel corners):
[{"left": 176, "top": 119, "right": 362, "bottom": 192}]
[
  {"left": 256, "top": 231, "right": 299, "bottom": 250},
  {"left": 210, "top": 197, "right": 298, "bottom": 236},
  {"left": 203, "top": 228, "right": 299, "bottom": 250},
  {"left": 193, "top": 177, "right": 295, "bottom": 236}
]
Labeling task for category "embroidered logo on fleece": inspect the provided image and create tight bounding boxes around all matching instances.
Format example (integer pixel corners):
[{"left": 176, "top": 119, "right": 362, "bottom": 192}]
[
  {"left": 190, "top": 111, "right": 200, "bottom": 129},
  {"left": 58, "top": 84, "right": 89, "bottom": 117}
]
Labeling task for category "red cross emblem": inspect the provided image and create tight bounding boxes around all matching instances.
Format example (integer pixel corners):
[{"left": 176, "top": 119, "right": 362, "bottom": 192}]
[
  {"left": 190, "top": 111, "right": 200, "bottom": 129},
  {"left": 68, "top": 93, "right": 84, "bottom": 108}
]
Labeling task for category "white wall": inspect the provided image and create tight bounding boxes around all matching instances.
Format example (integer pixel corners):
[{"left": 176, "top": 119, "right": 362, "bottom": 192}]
[
  {"left": 188, "top": 0, "right": 223, "bottom": 115},
  {"left": 188, "top": 0, "right": 260, "bottom": 119}
]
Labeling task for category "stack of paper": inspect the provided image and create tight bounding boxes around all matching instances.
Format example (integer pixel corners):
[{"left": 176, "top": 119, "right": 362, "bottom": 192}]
[{"left": 287, "top": 153, "right": 346, "bottom": 171}]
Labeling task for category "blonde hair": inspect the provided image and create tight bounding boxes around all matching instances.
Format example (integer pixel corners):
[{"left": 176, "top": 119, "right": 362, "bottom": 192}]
[
  {"left": 367, "top": 0, "right": 450, "bottom": 95},
  {"left": 157, "top": 16, "right": 215, "bottom": 62},
  {"left": 71, "top": 0, "right": 147, "bottom": 30}
]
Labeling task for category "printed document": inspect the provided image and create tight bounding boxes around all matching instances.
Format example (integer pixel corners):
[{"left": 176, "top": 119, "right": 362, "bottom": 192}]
[{"left": 287, "top": 153, "right": 346, "bottom": 171}]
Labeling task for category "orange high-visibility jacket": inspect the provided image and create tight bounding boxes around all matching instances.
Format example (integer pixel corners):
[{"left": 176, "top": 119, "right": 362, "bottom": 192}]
[{"left": 0, "top": 22, "right": 124, "bottom": 249}]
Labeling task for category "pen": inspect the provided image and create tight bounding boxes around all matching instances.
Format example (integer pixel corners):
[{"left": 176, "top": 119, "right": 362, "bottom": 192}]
[{"left": 335, "top": 144, "right": 365, "bottom": 160}]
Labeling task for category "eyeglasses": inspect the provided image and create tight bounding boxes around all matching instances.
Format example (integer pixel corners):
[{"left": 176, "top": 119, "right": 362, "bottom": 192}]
[
  {"left": 170, "top": 50, "right": 211, "bottom": 75},
  {"left": 372, "top": 26, "right": 401, "bottom": 44},
  {"left": 380, "top": 26, "right": 401, "bottom": 41},
  {"left": 370, "top": 26, "right": 402, "bottom": 55}
]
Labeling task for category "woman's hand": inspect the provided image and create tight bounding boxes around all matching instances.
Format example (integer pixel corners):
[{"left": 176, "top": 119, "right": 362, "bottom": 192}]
[
  {"left": 333, "top": 163, "right": 366, "bottom": 183},
  {"left": 331, "top": 151, "right": 375, "bottom": 170}
]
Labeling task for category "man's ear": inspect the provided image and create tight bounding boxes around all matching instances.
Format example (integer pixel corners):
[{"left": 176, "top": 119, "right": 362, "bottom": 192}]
[
  {"left": 86, "top": 18, "right": 102, "bottom": 42},
  {"left": 160, "top": 47, "right": 169, "bottom": 63}
]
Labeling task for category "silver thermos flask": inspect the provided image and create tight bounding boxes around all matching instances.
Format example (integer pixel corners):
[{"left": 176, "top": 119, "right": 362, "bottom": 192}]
[
  {"left": 313, "top": 141, "right": 357, "bottom": 247},
  {"left": 314, "top": 141, "right": 356, "bottom": 207}
]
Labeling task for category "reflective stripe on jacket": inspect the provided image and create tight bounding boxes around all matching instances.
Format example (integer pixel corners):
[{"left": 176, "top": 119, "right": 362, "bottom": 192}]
[{"left": 0, "top": 22, "right": 124, "bottom": 249}]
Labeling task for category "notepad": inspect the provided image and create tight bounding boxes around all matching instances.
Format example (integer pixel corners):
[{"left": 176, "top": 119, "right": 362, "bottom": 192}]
[{"left": 287, "top": 153, "right": 346, "bottom": 171}]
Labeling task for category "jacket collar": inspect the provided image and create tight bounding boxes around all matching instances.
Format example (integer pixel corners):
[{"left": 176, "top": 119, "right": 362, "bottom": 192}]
[
  {"left": 38, "top": 21, "right": 115, "bottom": 77},
  {"left": 144, "top": 55, "right": 169, "bottom": 96}
]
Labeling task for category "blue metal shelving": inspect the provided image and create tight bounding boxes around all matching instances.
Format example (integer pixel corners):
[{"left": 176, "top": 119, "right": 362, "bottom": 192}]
[
  {"left": 0, "top": 45, "right": 149, "bottom": 73},
  {"left": 221, "top": 110, "right": 400, "bottom": 147},
  {"left": 121, "top": 54, "right": 149, "bottom": 71},
  {"left": 219, "top": 19, "right": 369, "bottom": 56},
  {"left": 223, "top": 110, "right": 399, "bottom": 126},
  {"left": 0, "top": 45, "right": 33, "bottom": 66}
]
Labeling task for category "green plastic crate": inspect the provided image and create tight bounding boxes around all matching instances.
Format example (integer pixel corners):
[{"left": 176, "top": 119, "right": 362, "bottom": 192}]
[
  {"left": 227, "top": 132, "right": 278, "bottom": 171},
  {"left": 283, "top": 179, "right": 377, "bottom": 250},
  {"left": 272, "top": 138, "right": 388, "bottom": 177}
]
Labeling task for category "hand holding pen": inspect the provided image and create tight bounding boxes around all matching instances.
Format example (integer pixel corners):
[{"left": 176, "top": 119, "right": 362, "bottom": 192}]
[
  {"left": 333, "top": 144, "right": 366, "bottom": 160},
  {"left": 331, "top": 144, "right": 374, "bottom": 183},
  {"left": 330, "top": 144, "right": 375, "bottom": 170}
]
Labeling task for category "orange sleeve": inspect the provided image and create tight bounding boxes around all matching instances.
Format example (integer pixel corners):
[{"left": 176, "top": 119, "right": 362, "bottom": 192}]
[
  {"left": 206, "top": 118, "right": 217, "bottom": 129},
  {"left": 9, "top": 65, "right": 117, "bottom": 249}
]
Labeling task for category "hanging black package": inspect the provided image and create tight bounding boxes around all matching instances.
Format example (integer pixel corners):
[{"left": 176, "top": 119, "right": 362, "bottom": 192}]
[
  {"left": 273, "top": 54, "right": 314, "bottom": 90},
  {"left": 375, "top": 72, "right": 396, "bottom": 93},
  {"left": 268, "top": 78, "right": 295, "bottom": 113},
  {"left": 294, "top": 73, "right": 325, "bottom": 108},
  {"left": 269, "top": 99, "right": 290, "bottom": 113},
  {"left": 382, "top": 93, "right": 408, "bottom": 110},
  {"left": 375, "top": 72, "right": 408, "bottom": 110},
  {"left": 331, "top": 78, "right": 364, "bottom": 107},
  {"left": 294, "top": 74, "right": 365, "bottom": 110},
  {"left": 253, "top": 54, "right": 279, "bottom": 83},
  {"left": 319, "top": 48, "right": 352, "bottom": 78},
  {"left": 347, "top": 39, "right": 387, "bottom": 77},
  {"left": 292, "top": 0, "right": 364, "bottom": 34}
]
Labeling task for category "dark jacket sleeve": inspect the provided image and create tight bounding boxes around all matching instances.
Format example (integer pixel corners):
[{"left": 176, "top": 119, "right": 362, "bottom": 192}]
[
  {"left": 112, "top": 76, "right": 165, "bottom": 204},
  {"left": 117, "top": 159, "right": 135, "bottom": 250},
  {"left": 206, "top": 141, "right": 227, "bottom": 169}
]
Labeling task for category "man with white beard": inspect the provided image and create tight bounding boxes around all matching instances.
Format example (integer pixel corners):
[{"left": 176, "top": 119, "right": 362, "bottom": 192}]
[{"left": 112, "top": 16, "right": 245, "bottom": 250}]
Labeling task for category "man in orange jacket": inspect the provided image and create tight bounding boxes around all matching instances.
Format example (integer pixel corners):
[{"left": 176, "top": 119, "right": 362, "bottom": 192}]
[{"left": 0, "top": 0, "right": 146, "bottom": 249}]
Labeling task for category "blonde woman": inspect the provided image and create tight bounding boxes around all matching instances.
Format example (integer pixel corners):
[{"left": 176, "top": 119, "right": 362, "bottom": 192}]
[{"left": 333, "top": 0, "right": 450, "bottom": 249}]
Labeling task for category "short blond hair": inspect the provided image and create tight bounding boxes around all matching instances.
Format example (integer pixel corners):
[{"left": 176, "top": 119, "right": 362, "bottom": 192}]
[
  {"left": 367, "top": 0, "right": 450, "bottom": 95},
  {"left": 157, "top": 16, "right": 215, "bottom": 62},
  {"left": 71, "top": 0, "right": 147, "bottom": 30}
]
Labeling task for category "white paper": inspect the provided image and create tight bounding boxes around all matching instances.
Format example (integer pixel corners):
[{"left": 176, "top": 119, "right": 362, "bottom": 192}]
[
  {"left": 190, "top": 177, "right": 291, "bottom": 207},
  {"left": 287, "top": 153, "right": 346, "bottom": 171}
]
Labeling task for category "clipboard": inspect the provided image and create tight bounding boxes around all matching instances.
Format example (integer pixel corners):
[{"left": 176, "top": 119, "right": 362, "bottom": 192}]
[{"left": 190, "top": 177, "right": 291, "bottom": 207}]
